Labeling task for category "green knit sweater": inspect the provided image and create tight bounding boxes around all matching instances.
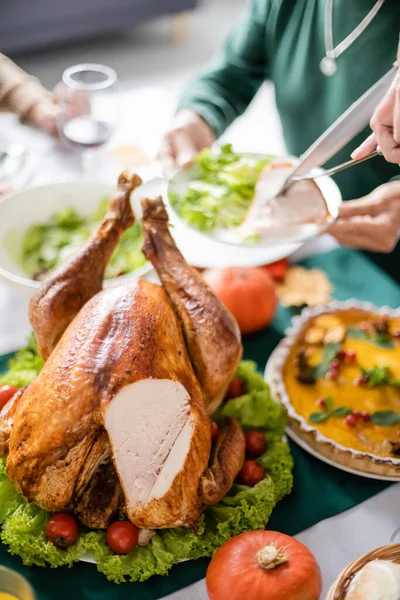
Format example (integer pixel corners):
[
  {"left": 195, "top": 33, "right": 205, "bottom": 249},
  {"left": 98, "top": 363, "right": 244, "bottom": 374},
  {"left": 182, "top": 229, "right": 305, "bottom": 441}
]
[{"left": 178, "top": 0, "right": 400, "bottom": 281}]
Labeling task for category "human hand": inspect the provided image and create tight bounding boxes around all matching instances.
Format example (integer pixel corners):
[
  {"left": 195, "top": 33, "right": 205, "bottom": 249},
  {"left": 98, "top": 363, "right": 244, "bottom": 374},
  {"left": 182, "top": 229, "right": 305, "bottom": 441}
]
[
  {"left": 352, "top": 47, "right": 400, "bottom": 163},
  {"left": 25, "top": 101, "right": 59, "bottom": 135},
  {"left": 329, "top": 182, "right": 400, "bottom": 253},
  {"left": 158, "top": 110, "right": 215, "bottom": 178},
  {"left": 25, "top": 84, "right": 91, "bottom": 136}
]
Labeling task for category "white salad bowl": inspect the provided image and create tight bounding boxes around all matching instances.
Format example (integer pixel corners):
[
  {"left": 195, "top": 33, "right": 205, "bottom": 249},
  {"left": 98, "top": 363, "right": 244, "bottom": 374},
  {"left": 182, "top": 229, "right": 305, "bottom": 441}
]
[{"left": 0, "top": 181, "right": 153, "bottom": 299}]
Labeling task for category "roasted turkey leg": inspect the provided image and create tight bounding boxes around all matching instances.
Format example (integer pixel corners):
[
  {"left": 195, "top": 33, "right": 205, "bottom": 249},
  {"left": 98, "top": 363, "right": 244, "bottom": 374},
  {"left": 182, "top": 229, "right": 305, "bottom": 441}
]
[
  {"left": 141, "top": 196, "right": 242, "bottom": 415},
  {"left": 29, "top": 171, "right": 142, "bottom": 360},
  {"left": 200, "top": 418, "right": 245, "bottom": 505},
  {"left": 74, "top": 459, "right": 123, "bottom": 529}
]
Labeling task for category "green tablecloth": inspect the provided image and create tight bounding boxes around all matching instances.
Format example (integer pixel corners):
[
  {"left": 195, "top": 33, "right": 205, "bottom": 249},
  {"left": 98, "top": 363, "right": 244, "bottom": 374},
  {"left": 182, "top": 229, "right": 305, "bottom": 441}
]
[{"left": 0, "top": 247, "right": 399, "bottom": 600}]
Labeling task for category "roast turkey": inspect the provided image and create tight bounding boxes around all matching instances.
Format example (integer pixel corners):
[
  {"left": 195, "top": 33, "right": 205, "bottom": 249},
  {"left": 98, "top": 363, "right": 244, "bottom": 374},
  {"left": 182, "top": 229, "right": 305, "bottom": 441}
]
[{"left": 4, "top": 177, "right": 245, "bottom": 531}]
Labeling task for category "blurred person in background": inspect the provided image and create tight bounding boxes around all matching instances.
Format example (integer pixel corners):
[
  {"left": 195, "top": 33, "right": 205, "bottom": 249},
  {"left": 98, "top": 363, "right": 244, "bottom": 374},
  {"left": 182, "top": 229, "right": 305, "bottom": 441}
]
[
  {"left": 0, "top": 54, "right": 89, "bottom": 195},
  {"left": 159, "top": 0, "right": 400, "bottom": 282},
  {"left": 0, "top": 54, "right": 60, "bottom": 135},
  {"left": 0, "top": 54, "right": 60, "bottom": 194}
]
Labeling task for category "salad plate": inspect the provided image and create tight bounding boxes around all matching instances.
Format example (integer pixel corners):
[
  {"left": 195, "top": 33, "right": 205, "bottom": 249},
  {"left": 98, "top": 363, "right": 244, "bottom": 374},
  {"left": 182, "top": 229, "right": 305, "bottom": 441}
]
[
  {"left": 167, "top": 146, "right": 342, "bottom": 249},
  {"left": 146, "top": 177, "right": 302, "bottom": 268}
]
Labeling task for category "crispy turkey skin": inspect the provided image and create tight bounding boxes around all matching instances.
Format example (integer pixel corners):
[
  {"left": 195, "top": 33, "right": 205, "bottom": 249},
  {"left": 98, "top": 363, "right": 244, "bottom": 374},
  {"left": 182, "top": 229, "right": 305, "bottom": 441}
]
[
  {"left": 200, "top": 418, "right": 245, "bottom": 505},
  {"left": 8, "top": 281, "right": 211, "bottom": 528},
  {"left": 142, "top": 196, "right": 242, "bottom": 414}
]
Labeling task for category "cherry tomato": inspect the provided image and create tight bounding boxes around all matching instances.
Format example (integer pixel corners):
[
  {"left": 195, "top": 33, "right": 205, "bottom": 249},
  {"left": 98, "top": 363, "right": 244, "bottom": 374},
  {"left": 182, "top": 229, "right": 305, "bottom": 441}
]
[
  {"left": 46, "top": 514, "right": 79, "bottom": 548},
  {"left": 0, "top": 385, "right": 18, "bottom": 411},
  {"left": 211, "top": 421, "right": 219, "bottom": 443},
  {"left": 237, "top": 460, "right": 265, "bottom": 487},
  {"left": 107, "top": 521, "right": 139, "bottom": 555},
  {"left": 262, "top": 258, "right": 289, "bottom": 281},
  {"left": 245, "top": 430, "right": 266, "bottom": 458},
  {"left": 227, "top": 377, "right": 245, "bottom": 399}
]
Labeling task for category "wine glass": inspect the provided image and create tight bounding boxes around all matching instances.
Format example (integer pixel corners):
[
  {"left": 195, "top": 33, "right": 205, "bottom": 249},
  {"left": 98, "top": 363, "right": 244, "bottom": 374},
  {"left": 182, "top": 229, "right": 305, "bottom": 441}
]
[{"left": 56, "top": 63, "right": 118, "bottom": 178}]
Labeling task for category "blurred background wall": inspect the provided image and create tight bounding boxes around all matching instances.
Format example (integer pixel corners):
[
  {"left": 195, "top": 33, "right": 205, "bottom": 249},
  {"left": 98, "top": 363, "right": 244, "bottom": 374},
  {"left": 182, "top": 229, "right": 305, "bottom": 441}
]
[{"left": 1, "top": 0, "right": 284, "bottom": 156}]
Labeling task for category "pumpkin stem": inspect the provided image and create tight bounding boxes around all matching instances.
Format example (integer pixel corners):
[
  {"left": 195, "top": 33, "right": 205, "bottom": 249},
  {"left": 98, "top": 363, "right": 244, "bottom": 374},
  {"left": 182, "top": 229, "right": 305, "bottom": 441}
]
[{"left": 256, "top": 544, "right": 289, "bottom": 570}]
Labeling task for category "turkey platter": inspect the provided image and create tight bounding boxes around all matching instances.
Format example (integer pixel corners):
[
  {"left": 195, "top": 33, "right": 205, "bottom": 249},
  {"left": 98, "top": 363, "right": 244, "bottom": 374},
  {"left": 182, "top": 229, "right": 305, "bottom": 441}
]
[{"left": 1, "top": 172, "right": 245, "bottom": 532}]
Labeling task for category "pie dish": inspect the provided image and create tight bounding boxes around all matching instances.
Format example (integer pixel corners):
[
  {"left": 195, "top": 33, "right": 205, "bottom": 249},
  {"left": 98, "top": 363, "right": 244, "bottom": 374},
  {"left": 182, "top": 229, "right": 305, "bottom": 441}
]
[{"left": 267, "top": 301, "right": 400, "bottom": 478}]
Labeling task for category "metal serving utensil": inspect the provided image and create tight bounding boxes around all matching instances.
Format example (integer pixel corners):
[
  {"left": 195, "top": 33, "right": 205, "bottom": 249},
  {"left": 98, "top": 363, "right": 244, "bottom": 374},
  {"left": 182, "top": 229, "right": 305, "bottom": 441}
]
[
  {"left": 288, "top": 147, "right": 382, "bottom": 184},
  {"left": 268, "top": 66, "right": 397, "bottom": 202}
]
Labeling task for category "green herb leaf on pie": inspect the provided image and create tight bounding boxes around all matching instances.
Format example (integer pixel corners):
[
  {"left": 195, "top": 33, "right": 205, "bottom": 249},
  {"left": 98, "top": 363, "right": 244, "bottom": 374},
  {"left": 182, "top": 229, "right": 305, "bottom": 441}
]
[
  {"left": 360, "top": 366, "right": 400, "bottom": 389},
  {"left": 371, "top": 411, "right": 400, "bottom": 426},
  {"left": 312, "top": 343, "right": 341, "bottom": 380},
  {"left": 309, "top": 411, "right": 331, "bottom": 424},
  {"left": 346, "top": 327, "right": 369, "bottom": 341},
  {"left": 371, "top": 334, "right": 395, "bottom": 349},
  {"left": 362, "top": 366, "right": 391, "bottom": 387},
  {"left": 331, "top": 407, "right": 353, "bottom": 417},
  {"left": 346, "top": 327, "right": 395, "bottom": 349},
  {"left": 325, "top": 396, "right": 334, "bottom": 411}
]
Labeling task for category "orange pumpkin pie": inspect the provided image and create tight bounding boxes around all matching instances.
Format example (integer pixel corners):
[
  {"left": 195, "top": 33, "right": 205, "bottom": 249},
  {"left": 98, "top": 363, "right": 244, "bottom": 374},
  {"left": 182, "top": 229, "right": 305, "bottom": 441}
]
[{"left": 268, "top": 301, "right": 400, "bottom": 477}]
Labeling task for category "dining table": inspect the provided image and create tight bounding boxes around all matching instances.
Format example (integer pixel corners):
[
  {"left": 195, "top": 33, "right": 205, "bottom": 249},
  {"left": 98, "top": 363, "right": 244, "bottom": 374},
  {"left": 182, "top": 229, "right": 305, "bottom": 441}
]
[{"left": 1, "top": 90, "right": 400, "bottom": 600}]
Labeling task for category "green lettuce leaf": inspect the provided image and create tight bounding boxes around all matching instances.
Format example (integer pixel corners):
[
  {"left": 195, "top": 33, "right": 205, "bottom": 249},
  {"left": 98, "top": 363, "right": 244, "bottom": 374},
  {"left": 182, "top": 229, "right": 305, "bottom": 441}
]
[
  {"left": 169, "top": 145, "right": 273, "bottom": 233},
  {"left": 215, "top": 361, "right": 287, "bottom": 431},
  {"left": 0, "top": 334, "right": 44, "bottom": 388},
  {"left": 20, "top": 198, "right": 147, "bottom": 282},
  {"left": 0, "top": 347, "right": 292, "bottom": 583}
]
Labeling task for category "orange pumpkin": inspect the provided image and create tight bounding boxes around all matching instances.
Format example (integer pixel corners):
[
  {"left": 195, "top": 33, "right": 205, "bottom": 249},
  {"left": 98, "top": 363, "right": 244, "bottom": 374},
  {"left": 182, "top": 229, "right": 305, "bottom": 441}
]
[
  {"left": 204, "top": 267, "right": 277, "bottom": 334},
  {"left": 206, "top": 530, "right": 322, "bottom": 600}
]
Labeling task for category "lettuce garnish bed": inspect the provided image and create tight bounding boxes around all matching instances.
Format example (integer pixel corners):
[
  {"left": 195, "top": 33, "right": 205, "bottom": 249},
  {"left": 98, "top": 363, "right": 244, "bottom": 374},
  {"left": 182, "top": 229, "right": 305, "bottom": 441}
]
[{"left": 0, "top": 342, "right": 292, "bottom": 583}]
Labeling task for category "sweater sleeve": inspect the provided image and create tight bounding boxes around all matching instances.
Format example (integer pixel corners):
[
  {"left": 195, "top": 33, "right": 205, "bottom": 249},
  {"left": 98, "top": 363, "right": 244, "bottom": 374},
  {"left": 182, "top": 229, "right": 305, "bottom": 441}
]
[
  {"left": 0, "top": 54, "right": 51, "bottom": 120},
  {"left": 177, "top": 0, "right": 271, "bottom": 138}
]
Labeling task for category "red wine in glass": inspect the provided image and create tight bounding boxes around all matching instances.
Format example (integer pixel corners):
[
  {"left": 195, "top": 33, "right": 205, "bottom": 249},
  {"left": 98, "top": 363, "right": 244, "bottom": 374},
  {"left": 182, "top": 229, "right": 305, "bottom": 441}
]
[{"left": 62, "top": 116, "right": 113, "bottom": 150}]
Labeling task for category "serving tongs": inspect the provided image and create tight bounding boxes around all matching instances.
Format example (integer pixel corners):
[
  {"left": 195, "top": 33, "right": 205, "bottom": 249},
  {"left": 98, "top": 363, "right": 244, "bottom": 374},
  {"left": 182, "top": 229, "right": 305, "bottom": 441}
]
[{"left": 283, "top": 147, "right": 382, "bottom": 185}]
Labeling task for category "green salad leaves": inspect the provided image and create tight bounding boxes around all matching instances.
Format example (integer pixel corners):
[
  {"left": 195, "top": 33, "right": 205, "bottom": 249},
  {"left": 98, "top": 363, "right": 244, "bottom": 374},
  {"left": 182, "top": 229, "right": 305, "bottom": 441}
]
[
  {"left": 0, "top": 335, "right": 43, "bottom": 388},
  {"left": 0, "top": 344, "right": 293, "bottom": 583},
  {"left": 21, "top": 199, "right": 147, "bottom": 282},
  {"left": 169, "top": 144, "right": 273, "bottom": 232}
]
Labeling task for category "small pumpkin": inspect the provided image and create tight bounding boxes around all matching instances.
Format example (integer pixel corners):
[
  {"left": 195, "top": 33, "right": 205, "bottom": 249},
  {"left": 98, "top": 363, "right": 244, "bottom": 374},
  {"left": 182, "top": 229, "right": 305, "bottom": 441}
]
[
  {"left": 206, "top": 530, "right": 322, "bottom": 600},
  {"left": 204, "top": 267, "right": 277, "bottom": 334}
]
